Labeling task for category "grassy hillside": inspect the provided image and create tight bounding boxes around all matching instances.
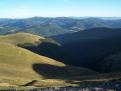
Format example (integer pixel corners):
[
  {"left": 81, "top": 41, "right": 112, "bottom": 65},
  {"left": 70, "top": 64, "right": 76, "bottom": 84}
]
[
  {"left": 0, "top": 33, "right": 97, "bottom": 87},
  {"left": 0, "top": 43, "right": 97, "bottom": 87},
  {"left": 0, "top": 32, "right": 45, "bottom": 46},
  {"left": 0, "top": 43, "right": 66, "bottom": 78}
]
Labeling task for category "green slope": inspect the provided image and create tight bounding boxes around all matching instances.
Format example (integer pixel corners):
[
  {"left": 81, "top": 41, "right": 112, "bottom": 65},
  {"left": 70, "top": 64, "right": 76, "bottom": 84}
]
[
  {"left": 0, "top": 33, "right": 97, "bottom": 87},
  {"left": 0, "top": 32, "right": 45, "bottom": 46},
  {"left": 0, "top": 43, "right": 97, "bottom": 87},
  {"left": 0, "top": 43, "right": 65, "bottom": 79}
]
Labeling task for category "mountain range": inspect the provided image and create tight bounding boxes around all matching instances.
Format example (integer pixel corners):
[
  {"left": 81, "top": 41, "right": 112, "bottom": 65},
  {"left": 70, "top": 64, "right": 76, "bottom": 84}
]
[
  {"left": 1, "top": 17, "right": 121, "bottom": 88},
  {"left": 1, "top": 17, "right": 121, "bottom": 36}
]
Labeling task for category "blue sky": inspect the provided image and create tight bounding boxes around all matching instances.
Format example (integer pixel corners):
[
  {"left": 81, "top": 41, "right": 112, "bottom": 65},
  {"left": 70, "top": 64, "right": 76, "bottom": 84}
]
[{"left": 0, "top": 0, "right": 121, "bottom": 18}]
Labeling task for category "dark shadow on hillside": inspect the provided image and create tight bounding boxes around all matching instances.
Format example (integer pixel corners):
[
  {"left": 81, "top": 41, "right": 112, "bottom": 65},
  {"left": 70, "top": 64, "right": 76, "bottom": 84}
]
[
  {"left": 26, "top": 36, "right": 121, "bottom": 73},
  {"left": 33, "top": 64, "right": 68, "bottom": 79},
  {"left": 32, "top": 63, "right": 97, "bottom": 80},
  {"left": 22, "top": 42, "right": 66, "bottom": 63},
  {"left": 22, "top": 28, "right": 121, "bottom": 73}
]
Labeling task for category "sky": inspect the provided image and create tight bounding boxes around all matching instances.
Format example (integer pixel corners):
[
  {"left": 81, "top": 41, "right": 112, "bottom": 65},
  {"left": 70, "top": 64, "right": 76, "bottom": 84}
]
[{"left": 0, "top": 0, "right": 121, "bottom": 18}]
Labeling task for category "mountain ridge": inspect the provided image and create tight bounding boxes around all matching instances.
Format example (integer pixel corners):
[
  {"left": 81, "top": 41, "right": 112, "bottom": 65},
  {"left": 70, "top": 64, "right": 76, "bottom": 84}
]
[{"left": 1, "top": 17, "right": 121, "bottom": 36}]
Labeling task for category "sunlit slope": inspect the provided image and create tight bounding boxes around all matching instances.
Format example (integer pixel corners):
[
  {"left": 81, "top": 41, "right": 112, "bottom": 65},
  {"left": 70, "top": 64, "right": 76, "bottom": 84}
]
[
  {"left": 0, "top": 32, "right": 45, "bottom": 46},
  {"left": 0, "top": 33, "right": 97, "bottom": 87},
  {"left": 0, "top": 43, "right": 66, "bottom": 80},
  {"left": 0, "top": 43, "right": 97, "bottom": 82}
]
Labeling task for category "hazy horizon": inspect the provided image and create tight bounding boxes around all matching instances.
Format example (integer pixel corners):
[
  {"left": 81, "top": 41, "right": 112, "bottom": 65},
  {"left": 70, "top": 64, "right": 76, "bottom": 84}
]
[
  {"left": 0, "top": 0, "right": 121, "bottom": 18},
  {"left": 1, "top": 16, "right": 121, "bottom": 19}
]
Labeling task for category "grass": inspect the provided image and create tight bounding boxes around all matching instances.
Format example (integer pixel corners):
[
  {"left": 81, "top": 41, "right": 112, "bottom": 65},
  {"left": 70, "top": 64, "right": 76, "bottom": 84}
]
[
  {"left": 0, "top": 43, "right": 65, "bottom": 79},
  {"left": 0, "top": 32, "right": 45, "bottom": 46},
  {"left": 0, "top": 33, "right": 98, "bottom": 88},
  {"left": 0, "top": 33, "right": 121, "bottom": 89}
]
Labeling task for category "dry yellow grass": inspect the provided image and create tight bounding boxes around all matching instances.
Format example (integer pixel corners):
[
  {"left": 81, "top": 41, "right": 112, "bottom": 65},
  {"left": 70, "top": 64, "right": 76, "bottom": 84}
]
[
  {"left": 0, "top": 32, "right": 45, "bottom": 46},
  {"left": 0, "top": 43, "right": 65, "bottom": 79},
  {"left": 0, "top": 33, "right": 97, "bottom": 87}
]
